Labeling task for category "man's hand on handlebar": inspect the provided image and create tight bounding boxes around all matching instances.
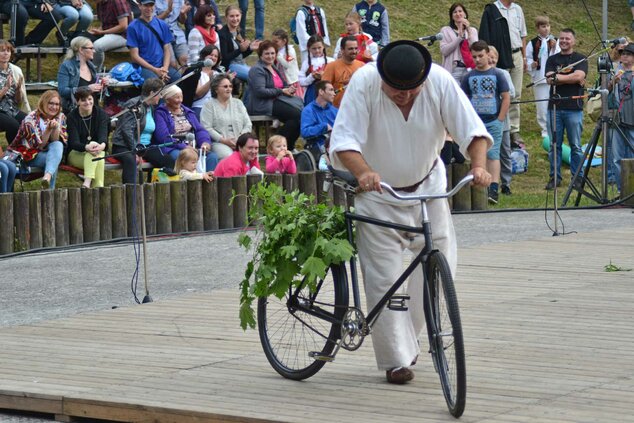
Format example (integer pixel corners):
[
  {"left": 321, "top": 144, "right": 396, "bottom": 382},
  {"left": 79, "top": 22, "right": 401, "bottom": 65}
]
[
  {"left": 469, "top": 166, "right": 492, "bottom": 187},
  {"left": 357, "top": 170, "right": 382, "bottom": 194}
]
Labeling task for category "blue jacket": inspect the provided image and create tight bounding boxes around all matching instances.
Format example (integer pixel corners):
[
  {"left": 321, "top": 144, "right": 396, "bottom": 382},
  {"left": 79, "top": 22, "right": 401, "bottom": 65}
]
[
  {"left": 300, "top": 100, "right": 338, "bottom": 146},
  {"left": 57, "top": 57, "right": 97, "bottom": 113}
]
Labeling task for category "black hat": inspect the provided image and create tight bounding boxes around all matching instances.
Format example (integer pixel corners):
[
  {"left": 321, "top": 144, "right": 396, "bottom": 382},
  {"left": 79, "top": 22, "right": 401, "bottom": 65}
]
[
  {"left": 623, "top": 43, "right": 634, "bottom": 55},
  {"left": 377, "top": 40, "right": 432, "bottom": 90}
]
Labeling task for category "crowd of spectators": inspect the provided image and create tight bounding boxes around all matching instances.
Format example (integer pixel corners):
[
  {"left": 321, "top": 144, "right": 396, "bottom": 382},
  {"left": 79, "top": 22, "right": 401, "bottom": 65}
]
[{"left": 0, "top": 0, "right": 632, "bottom": 199}]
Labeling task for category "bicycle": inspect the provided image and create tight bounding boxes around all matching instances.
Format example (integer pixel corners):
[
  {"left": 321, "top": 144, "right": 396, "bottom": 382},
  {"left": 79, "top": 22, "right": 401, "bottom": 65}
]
[{"left": 257, "top": 170, "right": 471, "bottom": 418}]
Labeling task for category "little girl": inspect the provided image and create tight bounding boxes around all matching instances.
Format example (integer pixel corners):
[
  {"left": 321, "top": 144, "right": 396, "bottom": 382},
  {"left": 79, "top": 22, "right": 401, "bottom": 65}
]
[
  {"left": 175, "top": 147, "right": 215, "bottom": 182},
  {"left": 333, "top": 11, "right": 378, "bottom": 63},
  {"left": 265, "top": 135, "right": 296, "bottom": 174},
  {"left": 272, "top": 29, "right": 304, "bottom": 100},
  {"left": 299, "top": 35, "right": 333, "bottom": 106}
]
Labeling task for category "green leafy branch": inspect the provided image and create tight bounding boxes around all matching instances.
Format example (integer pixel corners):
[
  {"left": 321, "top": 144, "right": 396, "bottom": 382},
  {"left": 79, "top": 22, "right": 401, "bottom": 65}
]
[
  {"left": 604, "top": 260, "right": 632, "bottom": 272},
  {"left": 237, "top": 183, "right": 354, "bottom": 330}
]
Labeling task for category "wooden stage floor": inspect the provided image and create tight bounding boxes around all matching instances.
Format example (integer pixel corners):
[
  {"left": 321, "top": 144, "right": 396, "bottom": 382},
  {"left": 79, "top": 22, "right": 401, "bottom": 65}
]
[{"left": 1, "top": 228, "right": 633, "bottom": 422}]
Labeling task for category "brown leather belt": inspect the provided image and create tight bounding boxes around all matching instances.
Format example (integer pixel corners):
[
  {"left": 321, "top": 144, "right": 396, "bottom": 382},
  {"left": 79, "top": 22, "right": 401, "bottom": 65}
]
[{"left": 392, "top": 159, "right": 438, "bottom": 193}]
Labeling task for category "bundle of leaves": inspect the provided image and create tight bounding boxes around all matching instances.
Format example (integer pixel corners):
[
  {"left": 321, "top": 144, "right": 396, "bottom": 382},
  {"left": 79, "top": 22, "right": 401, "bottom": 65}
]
[{"left": 238, "top": 182, "right": 355, "bottom": 330}]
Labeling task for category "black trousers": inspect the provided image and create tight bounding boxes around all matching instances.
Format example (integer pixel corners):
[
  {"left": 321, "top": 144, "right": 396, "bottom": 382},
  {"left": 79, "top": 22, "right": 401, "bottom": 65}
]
[
  {"left": 272, "top": 98, "right": 302, "bottom": 150},
  {"left": 0, "top": 110, "right": 26, "bottom": 144},
  {"left": 22, "top": 1, "right": 62, "bottom": 45},
  {"left": 112, "top": 144, "right": 175, "bottom": 184},
  {"left": 0, "top": 1, "right": 29, "bottom": 46}
]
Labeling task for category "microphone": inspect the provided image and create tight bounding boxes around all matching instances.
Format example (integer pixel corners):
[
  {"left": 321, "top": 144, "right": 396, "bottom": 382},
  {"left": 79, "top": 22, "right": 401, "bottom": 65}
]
[
  {"left": 186, "top": 58, "right": 215, "bottom": 69},
  {"left": 586, "top": 88, "right": 609, "bottom": 96},
  {"left": 417, "top": 33, "right": 444, "bottom": 42},
  {"left": 171, "top": 132, "right": 196, "bottom": 142},
  {"left": 605, "top": 37, "right": 627, "bottom": 46}
]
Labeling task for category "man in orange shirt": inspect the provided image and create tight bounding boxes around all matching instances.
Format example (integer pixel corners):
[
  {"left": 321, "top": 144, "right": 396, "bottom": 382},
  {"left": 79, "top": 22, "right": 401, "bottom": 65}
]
[{"left": 322, "top": 35, "right": 365, "bottom": 107}]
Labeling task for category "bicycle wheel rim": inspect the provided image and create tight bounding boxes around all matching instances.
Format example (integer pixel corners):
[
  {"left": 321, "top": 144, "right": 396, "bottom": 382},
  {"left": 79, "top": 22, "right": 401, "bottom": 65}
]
[
  {"left": 258, "top": 264, "right": 348, "bottom": 380},
  {"left": 427, "top": 252, "right": 466, "bottom": 417}
]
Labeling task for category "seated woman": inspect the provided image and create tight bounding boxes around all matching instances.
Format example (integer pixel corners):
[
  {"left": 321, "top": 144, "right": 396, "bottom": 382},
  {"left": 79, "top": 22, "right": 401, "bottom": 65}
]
[
  {"left": 187, "top": 4, "right": 220, "bottom": 64},
  {"left": 8, "top": 90, "right": 67, "bottom": 189},
  {"left": 66, "top": 87, "right": 110, "bottom": 188},
  {"left": 246, "top": 40, "right": 302, "bottom": 150},
  {"left": 213, "top": 132, "right": 261, "bottom": 177},
  {"left": 190, "top": 44, "right": 233, "bottom": 118},
  {"left": 0, "top": 39, "right": 30, "bottom": 147},
  {"left": 111, "top": 78, "right": 176, "bottom": 184},
  {"left": 58, "top": 36, "right": 106, "bottom": 113},
  {"left": 200, "top": 73, "right": 252, "bottom": 161},
  {"left": 218, "top": 5, "right": 260, "bottom": 81},
  {"left": 153, "top": 85, "right": 219, "bottom": 171},
  {"left": 53, "top": 0, "right": 94, "bottom": 44}
]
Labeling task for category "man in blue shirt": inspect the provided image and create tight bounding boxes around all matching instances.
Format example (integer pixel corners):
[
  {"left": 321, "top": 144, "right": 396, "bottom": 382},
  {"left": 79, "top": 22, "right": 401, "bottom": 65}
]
[
  {"left": 301, "top": 79, "right": 338, "bottom": 159},
  {"left": 461, "top": 40, "right": 510, "bottom": 204},
  {"left": 127, "top": 0, "right": 181, "bottom": 82}
]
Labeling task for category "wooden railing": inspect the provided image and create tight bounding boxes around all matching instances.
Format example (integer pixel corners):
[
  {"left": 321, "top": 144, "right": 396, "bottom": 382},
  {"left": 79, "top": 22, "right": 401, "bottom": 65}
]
[{"left": 0, "top": 164, "right": 487, "bottom": 256}]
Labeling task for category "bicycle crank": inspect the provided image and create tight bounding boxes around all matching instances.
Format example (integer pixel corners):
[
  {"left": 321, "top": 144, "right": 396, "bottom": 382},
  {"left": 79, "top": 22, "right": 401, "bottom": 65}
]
[{"left": 340, "top": 307, "right": 367, "bottom": 351}]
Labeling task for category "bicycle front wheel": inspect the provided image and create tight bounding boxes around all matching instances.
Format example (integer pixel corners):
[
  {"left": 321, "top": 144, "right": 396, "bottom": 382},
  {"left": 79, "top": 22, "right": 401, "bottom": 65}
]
[
  {"left": 257, "top": 263, "right": 349, "bottom": 380},
  {"left": 424, "top": 251, "right": 466, "bottom": 418}
]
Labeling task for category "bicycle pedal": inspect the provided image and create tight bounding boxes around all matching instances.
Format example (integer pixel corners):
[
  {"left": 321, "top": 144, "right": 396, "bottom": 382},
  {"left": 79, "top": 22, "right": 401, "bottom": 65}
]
[
  {"left": 387, "top": 294, "right": 410, "bottom": 311},
  {"left": 309, "top": 351, "right": 335, "bottom": 362}
]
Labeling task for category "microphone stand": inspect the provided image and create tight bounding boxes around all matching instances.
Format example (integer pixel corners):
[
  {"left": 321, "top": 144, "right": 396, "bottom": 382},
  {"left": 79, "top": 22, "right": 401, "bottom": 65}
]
[
  {"left": 9, "top": 0, "right": 18, "bottom": 46},
  {"left": 94, "top": 103, "right": 180, "bottom": 304}
]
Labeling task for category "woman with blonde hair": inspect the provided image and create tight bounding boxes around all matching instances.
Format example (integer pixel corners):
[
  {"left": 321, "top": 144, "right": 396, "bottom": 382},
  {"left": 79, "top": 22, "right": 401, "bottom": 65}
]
[
  {"left": 57, "top": 36, "right": 105, "bottom": 112},
  {"left": 8, "top": 91, "right": 67, "bottom": 189}
]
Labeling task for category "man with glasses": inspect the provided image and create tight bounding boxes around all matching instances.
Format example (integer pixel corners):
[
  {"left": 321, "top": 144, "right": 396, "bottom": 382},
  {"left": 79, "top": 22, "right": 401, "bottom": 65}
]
[{"left": 126, "top": 0, "right": 181, "bottom": 82}]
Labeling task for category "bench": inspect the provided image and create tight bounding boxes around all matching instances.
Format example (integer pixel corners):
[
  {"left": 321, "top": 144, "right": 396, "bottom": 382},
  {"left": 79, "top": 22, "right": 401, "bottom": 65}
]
[
  {"left": 16, "top": 46, "right": 67, "bottom": 84},
  {"left": 250, "top": 115, "right": 276, "bottom": 151}
]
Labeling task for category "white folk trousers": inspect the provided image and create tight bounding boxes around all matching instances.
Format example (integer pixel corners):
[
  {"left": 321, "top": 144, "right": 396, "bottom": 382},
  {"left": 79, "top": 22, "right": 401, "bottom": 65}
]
[{"left": 354, "top": 165, "right": 457, "bottom": 370}]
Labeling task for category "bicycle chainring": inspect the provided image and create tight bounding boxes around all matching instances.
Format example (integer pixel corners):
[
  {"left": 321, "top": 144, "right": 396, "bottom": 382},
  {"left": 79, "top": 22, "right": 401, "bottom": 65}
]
[{"left": 340, "top": 307, "right": 367, "bottom": 351}]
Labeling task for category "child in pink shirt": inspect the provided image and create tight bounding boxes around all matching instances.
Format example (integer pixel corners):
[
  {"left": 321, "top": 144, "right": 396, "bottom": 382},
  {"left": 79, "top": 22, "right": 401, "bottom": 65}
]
[{"left": 265, "top": 135, "right": 296, "bottom": 174}]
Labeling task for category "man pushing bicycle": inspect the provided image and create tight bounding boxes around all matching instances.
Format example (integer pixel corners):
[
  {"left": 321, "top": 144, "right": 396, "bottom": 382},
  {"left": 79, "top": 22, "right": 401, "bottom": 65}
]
[{"left": 329, "top": 40, "right": 492, "bottom": 384}]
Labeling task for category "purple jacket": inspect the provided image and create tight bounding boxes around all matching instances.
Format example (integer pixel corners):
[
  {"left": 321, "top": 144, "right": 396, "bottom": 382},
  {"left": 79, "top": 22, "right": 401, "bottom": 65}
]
[{"left": 152, "top": 104, "right": 211, "bottom": 154}]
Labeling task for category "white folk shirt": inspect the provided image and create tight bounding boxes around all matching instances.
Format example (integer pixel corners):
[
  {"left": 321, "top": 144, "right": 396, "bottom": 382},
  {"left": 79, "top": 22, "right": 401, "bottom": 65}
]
[
  {"left": 329, "top": 63, "right": 492, "bottom": 205},
  {"left": 495, "top": 0, "right": 528, "bottom": 50}
]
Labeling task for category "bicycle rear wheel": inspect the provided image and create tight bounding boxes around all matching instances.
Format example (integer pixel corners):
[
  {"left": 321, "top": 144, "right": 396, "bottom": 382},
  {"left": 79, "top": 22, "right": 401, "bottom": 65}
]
[
  {"left": 257, "top": 263, "right": 349, "bottom": 380},
  {"left": 424, "top": 251, "right": 466, "bottom": 418}
]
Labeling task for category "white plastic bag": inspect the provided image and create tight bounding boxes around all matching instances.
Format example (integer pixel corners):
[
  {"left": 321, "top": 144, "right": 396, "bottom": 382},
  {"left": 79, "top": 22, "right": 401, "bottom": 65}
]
[{"left": 197, "top": 149, "right": 206, "bottom": 173}]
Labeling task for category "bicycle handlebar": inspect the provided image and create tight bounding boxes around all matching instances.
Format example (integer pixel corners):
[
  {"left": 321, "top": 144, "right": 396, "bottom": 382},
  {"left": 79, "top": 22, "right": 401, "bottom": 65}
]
[{"left": 379, "top": 174, "right": 475, "bottom": 202}]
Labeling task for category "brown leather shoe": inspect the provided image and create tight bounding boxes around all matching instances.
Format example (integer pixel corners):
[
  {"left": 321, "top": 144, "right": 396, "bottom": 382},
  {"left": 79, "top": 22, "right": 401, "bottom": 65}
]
[{"left": 386, "top": 367, "right": 415, "bottom": 384}]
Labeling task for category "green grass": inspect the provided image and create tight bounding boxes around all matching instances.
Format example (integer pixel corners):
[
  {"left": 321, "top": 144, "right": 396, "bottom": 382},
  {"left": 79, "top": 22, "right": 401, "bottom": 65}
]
[{"left": 3, "top": 0, "right": 631, "bottom": 207}]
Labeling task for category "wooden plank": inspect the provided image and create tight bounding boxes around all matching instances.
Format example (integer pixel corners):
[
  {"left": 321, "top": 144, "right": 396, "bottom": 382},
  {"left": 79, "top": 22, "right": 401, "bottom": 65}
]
[
  {"left": 0, "top": 228, "right": 632, "bottom": 423},
  {"left": 0, "top": 193, "right": 14, "bottom": 254}
]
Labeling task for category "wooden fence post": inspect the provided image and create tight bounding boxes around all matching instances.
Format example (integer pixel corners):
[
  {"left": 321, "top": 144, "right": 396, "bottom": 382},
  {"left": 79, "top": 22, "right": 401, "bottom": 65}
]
[
  {"left": 451, "top": 163, "right": 471, "bottom": 211},
  {"left": 110, "top": 185, "right": 127, "bottom": 239},
  {"left": 143, "top": 183, "right": 156, "bottom": 236},
  {"left": 81, "top": 188, "right": 100, "bottom": 242},
  {"left": 232, "top": 176, "right": 248, "bottom": 228},
  {"left": 471, "top": 185, "right": 488, "bottom": 211},
  {"left": 333, "top": 184, "right": 347, "bottom": 207},
  {"left": 298, "top": 172, "right": 317, "bottom": 202},
  {"left": 621, "top": 158, "right": 634, "bottom": 206},
  {"left": 217, "top": 177, "right": 234, "bottom": 229},
  {"left": 202, "top": 179, "right": 218, "bottom": 231},
  {"left": 315, "top": 171, "right": 331, "bottom": 204},
  {"left": 0, "top": 194, "right": 14, "bottom": 254},
  {"left": 54, "top": 189, "right": 69, "bottom": 247},
  {"left": 246, "top": 174, "right": 262, "bottom": 216},
  {"left": 154, "top": 182, "right": 172, "bottom": 235},
  {"left": 283, "top": 173, "right": 298, "bottom": 193},
  {"left": 99, "top": 187, "right": 112, "bottom": 241},
  {"left": 13, "top": 192, "right": 29, "bottom": 252},
  {"left": 28, "top": 191, "right": 42, "bottom": 249},
  {"left": 40, "top": 189, "right": 56, "bottom": 248},
  {"left": 126, "top": 184, "right": 142, "bottom": 237},
  {"left": 68, "top": 188, "right": 83, "bottom": 244},
  {"left": 170, "top": 180, "right": 188, "bottom": 233},
  {"left": 187, "top": 179, "right": 204, "bottom": 232},
  {"left": 264, "top": 173, "right": 282, "bottom": 187}
]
